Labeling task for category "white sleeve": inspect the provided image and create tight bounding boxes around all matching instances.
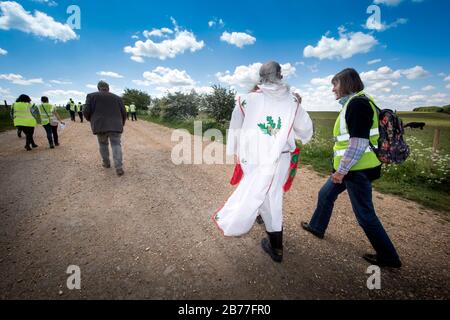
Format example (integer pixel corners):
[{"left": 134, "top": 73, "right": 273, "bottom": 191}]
[
  {"left": 293, "top": 105, "right": 314, "bottom": 144},
  {"left": 226, "top": 97, "right": 245, "bottom": 156}
]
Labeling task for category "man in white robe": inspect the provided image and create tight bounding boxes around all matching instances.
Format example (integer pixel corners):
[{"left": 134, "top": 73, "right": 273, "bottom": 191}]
[{"left": 213, "top": 61, "right": 313, "bottom": 263}]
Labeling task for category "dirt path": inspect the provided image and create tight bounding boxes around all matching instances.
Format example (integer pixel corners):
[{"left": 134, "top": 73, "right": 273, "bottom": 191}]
[{"left": 0, "top": 120, "right": 449, "bottom": 300}]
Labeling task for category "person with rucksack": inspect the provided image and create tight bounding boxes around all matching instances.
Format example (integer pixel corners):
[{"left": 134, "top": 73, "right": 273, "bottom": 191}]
[
  {"left": 39, "top": 96, "right": 65, "bottom": 149},
  {"left": 301, "top": 68, "right": 402, "bottom": 268}
]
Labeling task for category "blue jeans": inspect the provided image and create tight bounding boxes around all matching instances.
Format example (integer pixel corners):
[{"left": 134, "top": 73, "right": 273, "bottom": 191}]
[
  {"left": 309, "top": 172, "right": 401, "bottom": 263},
  {"left": 97, "top": 132, "right": 123, "bottom": 169}
]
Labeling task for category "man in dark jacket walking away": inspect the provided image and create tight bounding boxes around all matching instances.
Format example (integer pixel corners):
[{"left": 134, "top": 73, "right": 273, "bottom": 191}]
[{"left": 83, "top": 81, "right": 127, "bottom": 176}]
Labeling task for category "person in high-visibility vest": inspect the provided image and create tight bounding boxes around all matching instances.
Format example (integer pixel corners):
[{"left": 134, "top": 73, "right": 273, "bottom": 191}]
[
  {"left": 12, "top": 94, "right": 38, "bottom": 151},
  {"left": 125, "top": 105, "right": 130, "bottom": 120},
  {"left": 301, "top": 68, "right": 401, "bottom": 268},
  {"left": 39, "top": 96, "right": 65, "bottom": 149},
  {"left": 77, "top": 102, "right": 84, "bottom": 123},
  {"left": 68, "top": 98, "right": 76, "bottom": 122},
  {"left": 130, "top": 103, "right": 137, "bottom": 121}
]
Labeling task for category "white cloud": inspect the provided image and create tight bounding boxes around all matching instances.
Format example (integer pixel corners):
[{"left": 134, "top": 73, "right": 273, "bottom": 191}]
[
  {"left": 44, "top": 89, "right": 84, "bottom": 96},
  {"left": 0, "top": 73, "right": 43, "bottom": 85},
  {"left": 0, "top": 1, "right": 77, "bottom": 42},
  {"left": 361, "top": 65, "right": 429, "bottom": 83},
  {"left": 96, "top": 71, "right": 124, "bottom": 79},
  {"left": 132, "top": 67, "right": 213, "bottom": 97},
  {"left": 216, "top": 62, "right": 296, "bottom": 90},
  {"left": 366, "top": 17, "right": 408, "bottom": 32},
  {"left": 401, "top": 86, "right": 410, "bottom": 90},
  {"left": 303, "top": 27, "right": 378, "bottom": 60},
  {"left": 422, "top": 85, "right": 435, "bottom": 91},
  {"left": 444, "top": 76, "right": 450, "bottom": 81},
  {"left": 374, "top": 0, "right": 425, "bottom": 6},
  {"left": 431, "top": 93, "right": 447, "bottom": 99},
  {"left": 368, "top": 59, "right": 381, "bottom": 65},
  {"left": 446, "top": 84, "right": 450, "bottom": 90},
  {"left": 43, "top": 89, "right": 86, "bottom": 105},
  {"left": 0, "top": 47, "right": 7, "bottom": 55},
  {"left": 368, "top": 80, "right": 399, "bottom": 93},
  {"left": 402, "top": 65, "right": 429, "bottom": 79},
  {"left": 374, "top": 0, "right": 403, "bottom": 6},
  {"left": 143, "top": 27, "right": 173, "bottom": 38},
  {"left": 292, "top": 82, "right": 339, "bottom": 112},
  {"left": 310, "top": 75, "right": 333, "bottom": 86},
  {"left": 220, "top": 31, "right": 256, "bottom": 48},
  {"left": 50, "top": 80, "right": 72, "bottom": 85},
  {"left": 0, "top": 86, "right": 10, "bottom": 95},
  {"left": 361, "top": 66, "right": 402, "bottom": 82},
  {"left": 31, "top": 0, "right": 58, "bottom": 7},
  {"left": 124, "top": 18, "right": 204, "bottom": 61},
  {"left": 130, "top": 56, "right": 145, "bottom": 63},
  {"left": 133, "top": 66, "right": 196, "bottom": 87},
  {"left": 408, "top": 94, "right": 427, "bottom": 102},
  {"left": 208, "top": 18, "right": 224, "bottom": 28}
]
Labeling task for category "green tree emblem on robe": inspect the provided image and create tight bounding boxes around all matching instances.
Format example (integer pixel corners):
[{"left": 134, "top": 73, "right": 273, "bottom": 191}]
[{"left": 258, "top": 116, "right": 282, "bottom": 137}]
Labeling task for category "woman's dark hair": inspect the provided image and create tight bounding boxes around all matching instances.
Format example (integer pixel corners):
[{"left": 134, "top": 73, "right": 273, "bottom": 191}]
[
  {"left": 331, "top": 68, "right": 364, "bottom": 96},
  {"left": 41, "top": 96, "right": 49, "bottom": 103},
  {"left": 16, "top": 94, "right": 32, "bottom": 103}
]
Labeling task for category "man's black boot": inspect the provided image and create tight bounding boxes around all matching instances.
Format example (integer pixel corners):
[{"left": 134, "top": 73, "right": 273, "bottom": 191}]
[{"left": 261, "top": 231, "right": 283, "bottom": 263}]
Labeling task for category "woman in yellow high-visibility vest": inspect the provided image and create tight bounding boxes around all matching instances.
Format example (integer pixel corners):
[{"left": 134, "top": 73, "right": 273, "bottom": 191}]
[
  {"left": 39, "top": 96, "right": 65, "bottom": 149},
  {"left": 12, "top": 94, "right": 38, "bottom": 151},
  {"left": 301, "top": 68, "right": 402, "bottom": 268}
]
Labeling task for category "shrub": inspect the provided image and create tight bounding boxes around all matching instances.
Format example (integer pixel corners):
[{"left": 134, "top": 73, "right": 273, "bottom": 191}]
[
  {"left": 161, "top": 92, "right": 199, "bottom": 121},
  {"left": 204, "top": 85, "right": 236, "bottom": 124}
]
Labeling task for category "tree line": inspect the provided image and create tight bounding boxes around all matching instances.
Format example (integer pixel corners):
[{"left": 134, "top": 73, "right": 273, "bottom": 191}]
[{"left": 121, "top": 85, "right": 236, "bottom": 123}]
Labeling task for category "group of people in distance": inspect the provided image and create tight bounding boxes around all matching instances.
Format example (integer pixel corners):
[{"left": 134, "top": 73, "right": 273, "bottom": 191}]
[{"left": 11, "top": 95, "right": 65, "bottom": 150}]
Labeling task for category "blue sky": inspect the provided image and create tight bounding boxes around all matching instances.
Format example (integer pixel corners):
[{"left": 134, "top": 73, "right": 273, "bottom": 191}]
[{"left": 1, "top": 0, "right": 450, "bottom": 110}]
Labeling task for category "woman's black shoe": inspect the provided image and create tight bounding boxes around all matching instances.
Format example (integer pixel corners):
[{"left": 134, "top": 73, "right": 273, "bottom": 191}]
[
  {"left": 25, "top": 145, "right": 32, "bottom": 151},
  {"left": 363, "top": 254, "right": 402, "bottom": 268},
  {"left": 301, "top": 222, "right": 324, "bottom": 239},
  {"left": 31, "top": 144, "right": 38, "bottom": 148}
]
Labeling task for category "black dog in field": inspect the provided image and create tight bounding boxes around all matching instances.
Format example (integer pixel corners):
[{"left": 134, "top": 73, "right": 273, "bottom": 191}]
[{"left": 404, "top": 122, "right": 426, "bottom": 130}]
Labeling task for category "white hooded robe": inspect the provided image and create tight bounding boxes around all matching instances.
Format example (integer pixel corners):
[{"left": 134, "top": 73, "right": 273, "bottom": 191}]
[{"left": 214, "top": 83, "right": 313, "bottom": 236}]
